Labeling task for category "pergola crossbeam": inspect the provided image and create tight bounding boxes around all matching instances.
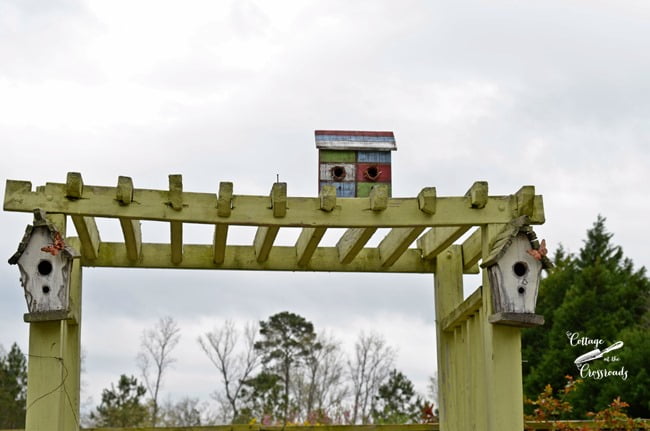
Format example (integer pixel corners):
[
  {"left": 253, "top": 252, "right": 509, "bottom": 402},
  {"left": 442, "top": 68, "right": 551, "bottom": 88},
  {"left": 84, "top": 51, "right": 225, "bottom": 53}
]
[
  {"left": 70, "top": 215, "right": 100, "bottom": 260},
  {"left": 212, "top": 224, "right": 228, "bottom": 264},
  {"left": 378, "top": 227, "right": 426, "bottom": 267},
  {"left": 337, "top": 227, "right": 377, "bottom": 264},
  {"left": 4, "top": 180, "right": 545, "bottom": 227},
  {"left": 254, "top": 226, "right": 280, "bottom": 263},
  {"left": 79, "top": 242, "right": 437, "bottom": 273},
  {"left": 418, "top": 226, "right": 471, "bottom": 260},
  {"left": 119, "top": 218, "right": 142, "bottom": 261},
  {"left": 296, "top": 227, "right": 327, "bottom": 266}
]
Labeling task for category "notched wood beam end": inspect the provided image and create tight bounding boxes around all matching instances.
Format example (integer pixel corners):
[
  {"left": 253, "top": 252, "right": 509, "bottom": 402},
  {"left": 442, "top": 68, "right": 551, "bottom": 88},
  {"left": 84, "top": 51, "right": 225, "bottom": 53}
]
[
  {"left": 466, "top": 181, "right": 488, "bottom": 209},
  {"left": 66, "top": 172, "right": 83, "bottom": 199},
  {"left": 369, "top": 185, "right": 388, "bottom": 211},
  {"left": 530, "top": 195, "right": 545, "bottom": 224},
  {"left": 514, "top": 185, "right": 535, "bottom": 217},
  {"left": 217, "top": 182, "right": 233, "bottom": 217},
  {"left": 417, "top": 187, "right": 436, "bottom": 214},
  {"left": 319, "top": 185, "right": 336, "bottom": 212},
  {"left": 116, "top": 176, "right": 134, "bottom": 205},
  {"left": 271, "top": 182, "right": 287, "bottom": 218},
  {"left": 168, "top": 174, "right": 183, "bottom": 211}
]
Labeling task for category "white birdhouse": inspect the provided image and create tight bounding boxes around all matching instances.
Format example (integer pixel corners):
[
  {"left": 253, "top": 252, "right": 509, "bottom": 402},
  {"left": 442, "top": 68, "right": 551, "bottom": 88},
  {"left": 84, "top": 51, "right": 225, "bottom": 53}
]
[
  {"left": 8, "top": 209, "right": 79, "bottom": 320},
  {"left": 481, "top": 216, "right": 552, "bottom": 327}
]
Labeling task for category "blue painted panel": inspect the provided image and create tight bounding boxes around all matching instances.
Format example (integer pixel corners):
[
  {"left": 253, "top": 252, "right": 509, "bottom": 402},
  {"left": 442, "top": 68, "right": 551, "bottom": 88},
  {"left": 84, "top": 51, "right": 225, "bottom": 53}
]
[
  {"left": 320, "top": 181, "right": 356, "bottom": 197},
  {"left": 358, "top": 151, "right": 392, "bottom": 163}
]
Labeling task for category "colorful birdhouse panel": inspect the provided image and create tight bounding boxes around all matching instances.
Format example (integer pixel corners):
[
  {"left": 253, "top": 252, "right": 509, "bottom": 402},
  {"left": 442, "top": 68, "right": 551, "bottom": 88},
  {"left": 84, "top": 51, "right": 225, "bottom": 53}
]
[
  {"left": 320, "top": 181, "right": 356, "bottom": 197},
  {"left": 355, "top": 163, "right": 391, "bottom": 183},
  {"left": 319, "top": 163, "right": 356, "bottom": 183},
  {"left": 9, "top": 210, "right": 79, "bottom": 318},
  {"left": 315, "top": 130, "right": 396, "bottom": 198},
  {"left": 357, "top": 151, "right": 392, "bottom": 163},
  {"left": 319, "top": 150, "right": 356, "bottom": 163}
]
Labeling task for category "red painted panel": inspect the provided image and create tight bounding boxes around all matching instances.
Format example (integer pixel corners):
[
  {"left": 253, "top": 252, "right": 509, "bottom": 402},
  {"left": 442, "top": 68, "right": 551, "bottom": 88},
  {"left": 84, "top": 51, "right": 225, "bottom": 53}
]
[
  {"left": 315, "top": 130, "right": 395, "bottom": 138},
  {"left": 356, "top": 163, "right": 392, "bottom": 183}
]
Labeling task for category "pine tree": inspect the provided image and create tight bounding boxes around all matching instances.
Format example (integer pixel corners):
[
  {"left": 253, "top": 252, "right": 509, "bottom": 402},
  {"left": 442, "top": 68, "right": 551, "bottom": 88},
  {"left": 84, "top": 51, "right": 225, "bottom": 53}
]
[
  {"left": 90, "top": 374, "right": 149, "bottom": 427},
  {"left": 371, "top": 369, "right": 421, "bottom": 424},
  {"left": 523, "top": 216, "right": 650, "bottom": 418},
  {"left": 0, "top": 343, "right": 27, "bottom": 428}
]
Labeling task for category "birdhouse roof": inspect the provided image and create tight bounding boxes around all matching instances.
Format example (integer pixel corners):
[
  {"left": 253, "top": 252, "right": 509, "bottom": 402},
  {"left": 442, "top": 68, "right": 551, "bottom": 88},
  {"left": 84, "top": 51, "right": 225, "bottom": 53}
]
[
  {"left": 315, "top": 130, "right": 397, "bottom": 151},
  {"left": 480, "top": 216, "right": 553, "bottom": 270},
  {"left": 8, "top": 209, "right": 79, "bottom": 265}
]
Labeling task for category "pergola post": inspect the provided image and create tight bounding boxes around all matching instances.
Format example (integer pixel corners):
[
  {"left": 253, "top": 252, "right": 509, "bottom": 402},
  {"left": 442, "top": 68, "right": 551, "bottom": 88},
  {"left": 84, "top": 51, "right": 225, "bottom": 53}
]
[
  {"left": 479, "top": 223, "right": 524, "bottom": 431},
  {"left": 24, "top": 215, "right": 82, "bottom": 431},
  {"left": 434, "top": 245, "right": 464, "bottom": 430}
]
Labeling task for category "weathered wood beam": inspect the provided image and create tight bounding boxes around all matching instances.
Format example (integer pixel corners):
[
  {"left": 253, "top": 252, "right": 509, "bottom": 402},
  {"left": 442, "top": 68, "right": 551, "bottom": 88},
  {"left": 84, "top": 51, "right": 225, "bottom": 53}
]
[
  {"left": 440, "top": 287, "right": 483, "bottom": 332},
  {"left": 296, "top": 227, "right": 327, "bottom": 266},
  {"left": 70, "top": 215, "right": 100, "bottom": 260},
  {"left": 319, "top": 185, "right": 336, "bottom": 212},
  {"left": 418, "top": 226, "right": 471, "bottom": 260},
  {"left": 378, "top": 227, "right": 426, "bottom": 267},
  {"left": 466, "top": 181, "right": 488, "bottom": 208},
  {"left": 417, "top": 187, "right": 436, "bottom": 214},
  {"left": 461, "top": 228, "right": 482, "bottom": 273},
  {"left": 514, "top": 185, "right": 535, "bottom": 217},
  {"left": 271, "top": 182, "right": 287, "bottom": 218},
  {"left": 4, "top": 180, "right": 546, "bottom": 227},
  {"left": 369, "top": 184, "right": 388, "bottom": 211},
  {"left": 115, "top": 176, "right": 142, "bottom": 261},
  {"left": 253, "top": 226, "right": 280, "bottom": 263},
  {"left": 116, "top": 176, "right": 134, "bottom": 205},
  {"left": 213, "top": 224, "right": 228, "bottom": 264},
  {"left": 80, "top": 242, "right": 436, "bottom": 273},
  {"left": 337, "top": 228, "right": 377, "bottom": 264},
  {"left": 119, "top": 218, "right": 142, "bottom": 261},
  {"left": 217, "top": 182, "right": 233, "bottom": 217},
  {"left": 66, "top": 172, "right": 84, "bottom": 199},
  {"left": 170, "top": 221, "right": 183, "bottom": 264},
  {"left": 64, "top": 172, "right": 101, "bottom": 260},
  {"left": 169, "top": 175, "right": 183, "bottom": 264}
]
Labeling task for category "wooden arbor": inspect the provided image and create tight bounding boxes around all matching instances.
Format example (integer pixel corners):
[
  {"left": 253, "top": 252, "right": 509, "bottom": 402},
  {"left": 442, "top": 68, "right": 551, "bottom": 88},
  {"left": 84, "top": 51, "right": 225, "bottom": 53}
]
[{"left": 4, "top": 173, "right": 545, "bottom": 431}]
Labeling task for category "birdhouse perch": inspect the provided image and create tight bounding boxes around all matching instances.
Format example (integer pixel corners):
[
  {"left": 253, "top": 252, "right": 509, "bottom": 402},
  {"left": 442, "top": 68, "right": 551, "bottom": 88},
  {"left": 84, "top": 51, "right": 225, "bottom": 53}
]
[
  {"left": 8, "top": 209, "right": 79, "bottom": 321},
  {"left": 481, "top": 216, "right": 552, "bottom": 327}
]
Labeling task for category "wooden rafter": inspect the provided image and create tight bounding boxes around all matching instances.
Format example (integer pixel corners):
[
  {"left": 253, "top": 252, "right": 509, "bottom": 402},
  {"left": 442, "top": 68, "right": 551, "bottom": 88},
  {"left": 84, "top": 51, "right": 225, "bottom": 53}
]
[{"left": 3, "top": 174, "right": 546, "bottom": 273}]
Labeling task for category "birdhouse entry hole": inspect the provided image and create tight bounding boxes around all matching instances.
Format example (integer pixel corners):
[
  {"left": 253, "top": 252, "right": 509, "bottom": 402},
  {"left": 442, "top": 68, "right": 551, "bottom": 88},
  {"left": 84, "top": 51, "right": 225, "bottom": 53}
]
[
  {"left": 364, "top": 166, "right": 380, "bottom": 181},
  {"left": 331, "top": 166, "right": 346, "bottom": 181},
  {"left": 42, "top": 285, "right": 50, "bottom": 295},
  {"left": 517, "top": 286, "right": 526, "bottom": 295},
  {"left": 38, "top": 260, "right": 53, "bottom": 276},
  {"left": 512, "top": 261, "right": 528, "bottom": 277}
]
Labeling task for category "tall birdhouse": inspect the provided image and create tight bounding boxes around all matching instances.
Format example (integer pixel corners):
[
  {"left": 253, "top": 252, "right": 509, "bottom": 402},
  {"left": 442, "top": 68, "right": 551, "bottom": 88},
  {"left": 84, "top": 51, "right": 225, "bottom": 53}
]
[
  {"left": 481, "top": 216, "right": 552, "bottom": 327},
  {"left": 315, "top": 130, "right": 397, "bottom": 197},
  {"left": 8, "top": 209, "right": 79, "bottom": 320}
]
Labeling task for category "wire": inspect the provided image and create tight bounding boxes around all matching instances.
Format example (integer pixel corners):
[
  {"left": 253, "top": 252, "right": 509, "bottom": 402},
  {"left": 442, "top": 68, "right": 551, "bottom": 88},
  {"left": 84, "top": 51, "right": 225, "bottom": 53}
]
[{"left": 26, "top": 353, "right": 79, "bottom": 427}]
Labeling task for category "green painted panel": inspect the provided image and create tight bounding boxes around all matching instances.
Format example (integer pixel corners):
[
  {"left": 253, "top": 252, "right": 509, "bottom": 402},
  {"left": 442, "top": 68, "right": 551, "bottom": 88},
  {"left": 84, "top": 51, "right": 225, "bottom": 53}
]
[
  {"left": 357, "top": 182, "right": 392, "bottom": 198},
  {"left": 319, "top": 150, "right": 356, "bottom": 163}
]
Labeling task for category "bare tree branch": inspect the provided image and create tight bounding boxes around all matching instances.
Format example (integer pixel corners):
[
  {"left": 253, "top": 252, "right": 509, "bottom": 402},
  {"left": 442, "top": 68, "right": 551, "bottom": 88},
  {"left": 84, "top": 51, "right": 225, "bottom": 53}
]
[{"left": 136, "top": 316, "right": 180, "bottom": 427}]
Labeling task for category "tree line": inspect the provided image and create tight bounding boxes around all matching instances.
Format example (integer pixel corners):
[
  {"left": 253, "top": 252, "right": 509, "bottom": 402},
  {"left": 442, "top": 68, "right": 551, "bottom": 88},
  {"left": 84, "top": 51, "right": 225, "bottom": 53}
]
[{"left": 85, "top": 313, "right": 431, "bottom": 427}]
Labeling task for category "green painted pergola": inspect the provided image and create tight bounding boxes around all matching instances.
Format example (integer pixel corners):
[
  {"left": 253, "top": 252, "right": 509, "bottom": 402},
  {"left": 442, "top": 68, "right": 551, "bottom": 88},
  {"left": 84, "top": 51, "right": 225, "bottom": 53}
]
[{"left": 4, "top": 173, "right": 545, "bottom": 431}]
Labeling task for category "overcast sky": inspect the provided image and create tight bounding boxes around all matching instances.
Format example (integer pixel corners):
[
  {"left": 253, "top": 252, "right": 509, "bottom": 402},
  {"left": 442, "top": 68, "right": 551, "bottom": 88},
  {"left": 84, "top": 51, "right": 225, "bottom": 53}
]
[{"left": 1, "top": 0, "right": 649, "bottom": 416}]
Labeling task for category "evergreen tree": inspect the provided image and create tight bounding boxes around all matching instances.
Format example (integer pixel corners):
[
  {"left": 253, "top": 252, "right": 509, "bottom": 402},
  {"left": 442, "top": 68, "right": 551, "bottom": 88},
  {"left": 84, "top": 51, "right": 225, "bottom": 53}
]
[
  {"left": 0, "top": 343, "right": 27, "bottom": 429},
  {"left": 523, "top": 216, "right": 650, "bottom": 417},
  {"left": 371, "top": 369, "right": 421, "bottom": 424},
  {"left": 248, "top": 311, "right": 322, "bottom": 423},
  {"left": 90, "top": 374, "right": 149, "bottom": 427}
]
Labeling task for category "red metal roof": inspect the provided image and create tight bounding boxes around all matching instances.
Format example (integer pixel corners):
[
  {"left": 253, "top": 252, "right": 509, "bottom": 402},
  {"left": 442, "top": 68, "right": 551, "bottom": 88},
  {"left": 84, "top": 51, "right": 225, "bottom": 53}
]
[{"left": 314, "top": 130, "right": 395, "bottom": 138}]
